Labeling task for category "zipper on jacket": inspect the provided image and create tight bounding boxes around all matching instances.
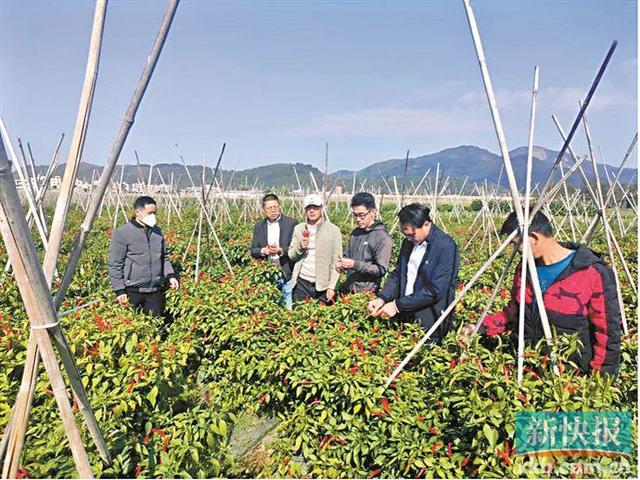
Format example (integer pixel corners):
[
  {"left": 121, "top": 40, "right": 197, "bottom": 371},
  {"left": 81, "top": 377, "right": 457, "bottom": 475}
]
[{"left": 147, "top": 228, "right": 152, "bottom": 286}]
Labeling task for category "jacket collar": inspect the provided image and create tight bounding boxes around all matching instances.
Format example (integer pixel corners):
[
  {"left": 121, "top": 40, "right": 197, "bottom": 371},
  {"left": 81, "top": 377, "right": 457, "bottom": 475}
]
[
  {"left": 130, "top": 218, "right": 147, "bottom": 229},
  {"left": 558, "top": 241, "right": 603, "bottom": 271}
]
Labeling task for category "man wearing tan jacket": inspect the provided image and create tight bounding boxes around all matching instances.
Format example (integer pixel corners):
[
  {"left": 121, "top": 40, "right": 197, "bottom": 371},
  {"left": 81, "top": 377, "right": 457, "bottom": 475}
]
[{"left": 289, "top": 194, "right": 342, "bottom": 305}]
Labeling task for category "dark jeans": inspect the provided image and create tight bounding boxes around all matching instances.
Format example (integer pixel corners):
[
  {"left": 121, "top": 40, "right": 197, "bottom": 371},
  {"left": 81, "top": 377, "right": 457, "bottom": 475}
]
[
  {"left": 127, "top": 290, "right": 166, "bottom": 317},
  {"left": 293, "top": 277, "right": 330, "bottom": 305}
]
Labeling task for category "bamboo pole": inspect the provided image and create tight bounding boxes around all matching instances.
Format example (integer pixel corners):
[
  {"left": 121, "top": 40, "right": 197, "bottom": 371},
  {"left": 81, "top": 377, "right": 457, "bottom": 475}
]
[
  {"left": 581, "top": 133, "right": 637, "bottom": 243},
  {"left": 473, "top": 247, "right": 518, "bottom": 331},
  {"left": 0, "top": 119, "right": 49, "bottom": 247},
  {"left": 536, "top": 41, "right": 617, "bottom": 200},
  {"left": 0, "top": 138, "right": 93, "bottom": 478},
  {"left": 179, "top": 157, "right": 234, "bottom": 274},
  {"left": 1, "top": 2, "right": 110, "bottom": 473},
  {"left": 580, "top": 107, "right": 628, "bottom": 334},
  {"left": 517, "top": 66, "right": 538, "bottom": 385},
  {"left": 384, "top": 1, "right": 557, "bottom": 389},
  {"left": 384, "top": 229, "right": 518, "bottom": 389},
  {"left": 400, "top": 150, "right": 409, "bottom": 208},
  {"left": 54, "top": 0, "right": 180, "bottom": 309}
]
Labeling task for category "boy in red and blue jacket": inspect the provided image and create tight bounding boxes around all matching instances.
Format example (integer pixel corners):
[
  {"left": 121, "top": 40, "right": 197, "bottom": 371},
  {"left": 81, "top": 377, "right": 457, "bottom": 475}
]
[{"left": 468, "top": 210, "right": 621, "bottom": 375}]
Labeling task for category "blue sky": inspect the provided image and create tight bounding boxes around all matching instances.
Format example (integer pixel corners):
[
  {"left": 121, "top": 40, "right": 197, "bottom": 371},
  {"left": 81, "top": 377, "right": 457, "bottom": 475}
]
[{"left": 1, "top": 0, "right": 637, "bottom": 172}]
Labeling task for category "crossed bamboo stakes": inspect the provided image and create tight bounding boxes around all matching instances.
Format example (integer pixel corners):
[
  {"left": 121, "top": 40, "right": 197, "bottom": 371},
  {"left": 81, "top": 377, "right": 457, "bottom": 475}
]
[
  {"left": 0, "top": 0, "right": 636, "bottom": 477},
  {"left": 384, "top": 0, "right": 635, "bottom": 390},
  {"left": 0, "top": 1, "right": 179, "bottom": 477}
]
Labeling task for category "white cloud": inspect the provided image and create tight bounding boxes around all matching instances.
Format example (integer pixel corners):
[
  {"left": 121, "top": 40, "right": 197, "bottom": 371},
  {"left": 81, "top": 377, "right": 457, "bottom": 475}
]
[
  {"left": 277, "top": 84, "right": 635, "bottom": 139},
  {"left": 281, "top": 106, "right": 490, "bottom": 138}
]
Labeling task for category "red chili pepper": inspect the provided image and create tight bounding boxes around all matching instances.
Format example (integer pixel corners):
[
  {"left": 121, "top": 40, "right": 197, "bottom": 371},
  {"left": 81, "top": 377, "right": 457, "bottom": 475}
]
[
  {"left": 516, "top": 391, "right": 529, "bottom": 404},
  {"left": 367, "top": 469, "right": 382, "bottom": 478},
  {"left": 381, "top": 398, "right": 392, "bottom": 415},
  {"left": 430, "top": 442, "right": 441, "bottom": 454},
  {"left": 447, "top": 442, "right": 453, "bottom": 458},
  {"left": 449, "top": 358, "right": 456, "bottom": 369},
  {"left": 15, "top": 467, "right": 29, "bottom": 479},
  {"left": 524, "top": 367, "right": 541, "bottom": 380},
  {"left": 429, "top": 427, "right": 438, "bottom": 435},
  {"left": 371, "top": 410, "right": 385, "bottom": 417},
  {"left": 416, "top": 416, "right": 425, "bottom": 422},
  {"left": 349, "top": 364, "right": 360, "bottom": 375},
  {"left": 461, "top": 455, "right": 471, "bottom": 468},
  {"left": 497, "top": 446, "right": 512, "bottom": 466},
  {"left": 134, "top": 465, "right": 142, "bottom": 476},
  {"left": 565, "top": 381, "right": 579, "bottom": 394}
]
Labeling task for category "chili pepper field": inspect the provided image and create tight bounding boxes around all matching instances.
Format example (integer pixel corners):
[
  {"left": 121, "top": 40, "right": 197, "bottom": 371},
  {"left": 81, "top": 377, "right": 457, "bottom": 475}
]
[{"left": 0, "top": 201, "right": 637, "bottom": 479}]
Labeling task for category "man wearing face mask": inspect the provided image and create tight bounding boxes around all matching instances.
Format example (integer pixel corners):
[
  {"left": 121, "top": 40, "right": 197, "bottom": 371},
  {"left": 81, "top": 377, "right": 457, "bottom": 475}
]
[
  {"left": 108, "top": 196, "right": 179, "bottom": 317},
  {"left": 368, "top": 203, "right": 459, "bottom": 343}
]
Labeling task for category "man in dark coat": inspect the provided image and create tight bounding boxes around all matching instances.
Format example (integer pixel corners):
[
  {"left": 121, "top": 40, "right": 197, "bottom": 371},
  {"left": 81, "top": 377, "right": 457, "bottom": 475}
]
[
  {"left": 368, "top": 203, "right": 459, "bottom": 343},
  {"left": 337, "top": 192, "right": 392, "bottom": 294},
  {"left": 108, "top": 196, "right": 179, "bottom": 317},
  {"left": 463, "top": 210, "right": 621, "bottom": 375},
  {"left": 250, "top": 193, "right": 298, "bottom": 309}
]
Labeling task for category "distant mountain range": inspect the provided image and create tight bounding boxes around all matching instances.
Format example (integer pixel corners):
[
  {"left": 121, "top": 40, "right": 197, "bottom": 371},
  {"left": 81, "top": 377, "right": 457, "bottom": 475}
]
[
  {"left": 331, "top": 145, "right": 637, "bottom": 191},
  {"left": 32, "top": 145, "right": 636, "bottom": 192}
]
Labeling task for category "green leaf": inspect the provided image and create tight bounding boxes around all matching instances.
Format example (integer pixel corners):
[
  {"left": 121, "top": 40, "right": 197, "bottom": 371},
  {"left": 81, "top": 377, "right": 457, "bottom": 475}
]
[
  {"left": 147, "top": 386, "right": 159, "bottom": 407},
  {"left": 483, "top": 424, "right": 498, "bottom": 450}
]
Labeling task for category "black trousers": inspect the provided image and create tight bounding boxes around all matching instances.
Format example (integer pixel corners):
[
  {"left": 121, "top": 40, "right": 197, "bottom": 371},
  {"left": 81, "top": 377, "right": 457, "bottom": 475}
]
[
  {"left": 292, "top": 277, "right": 330, "bottom": 305},
  {"left": 127, "top": 290, "right": 166, "bottom": 317}
]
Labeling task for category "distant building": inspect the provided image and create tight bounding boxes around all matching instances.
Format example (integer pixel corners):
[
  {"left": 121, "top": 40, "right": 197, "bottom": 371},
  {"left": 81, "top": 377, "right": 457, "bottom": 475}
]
[{"left": 49, "top": 176, "right": 62, "bottom": 189}]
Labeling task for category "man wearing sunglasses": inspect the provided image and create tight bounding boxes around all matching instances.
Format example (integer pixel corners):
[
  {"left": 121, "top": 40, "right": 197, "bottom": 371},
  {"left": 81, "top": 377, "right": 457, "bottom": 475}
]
[{"left": 337, "top": 192, "right": 392, "bottom": 294}]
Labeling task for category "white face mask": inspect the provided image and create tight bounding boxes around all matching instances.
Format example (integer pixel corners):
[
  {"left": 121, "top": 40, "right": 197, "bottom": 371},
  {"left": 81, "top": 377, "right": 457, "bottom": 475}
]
[{"left": 141, "top": 213, "right": 157, "bottom": 227}]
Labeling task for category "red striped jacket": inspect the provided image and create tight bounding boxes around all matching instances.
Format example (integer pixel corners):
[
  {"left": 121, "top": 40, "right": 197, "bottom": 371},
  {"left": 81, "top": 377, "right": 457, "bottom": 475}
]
[{"left": 480, "top": 243, "right": 621, "bottom": 375}]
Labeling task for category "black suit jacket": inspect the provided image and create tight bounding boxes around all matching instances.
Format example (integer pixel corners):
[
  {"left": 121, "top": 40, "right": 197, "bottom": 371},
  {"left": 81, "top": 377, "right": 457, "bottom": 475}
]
[
  {"left": 379, "top": 224, "right": 459, "bottom": 342},
  {"left": 251, "top": 215, "right": 298, "bottom": 280}
]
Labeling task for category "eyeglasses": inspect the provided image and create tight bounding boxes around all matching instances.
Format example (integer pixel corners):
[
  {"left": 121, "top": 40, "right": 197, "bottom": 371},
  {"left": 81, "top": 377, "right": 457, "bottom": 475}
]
[{"left": 351, "top": 210, "right": 372, "bottom": 219}]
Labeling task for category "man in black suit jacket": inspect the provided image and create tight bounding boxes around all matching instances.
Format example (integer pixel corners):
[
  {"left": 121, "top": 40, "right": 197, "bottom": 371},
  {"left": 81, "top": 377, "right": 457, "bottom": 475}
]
[
  {"left": 368, "top": 203, "right": 459, "bottom": 343},
  {"left": 251, "top": 193, "right": 298, "bottom": 309}
]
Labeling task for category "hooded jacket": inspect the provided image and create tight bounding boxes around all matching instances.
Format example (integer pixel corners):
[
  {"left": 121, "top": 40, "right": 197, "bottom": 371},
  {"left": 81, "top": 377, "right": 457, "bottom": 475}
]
[
  {"left": 480, "top": 242, "right": 621, "bottom": 375},
  {"left": 341, "top": 221, "right": 392, "bottom": 294},
  {"left": 108, "top": 219, "right": 175, "bottom": 294}
]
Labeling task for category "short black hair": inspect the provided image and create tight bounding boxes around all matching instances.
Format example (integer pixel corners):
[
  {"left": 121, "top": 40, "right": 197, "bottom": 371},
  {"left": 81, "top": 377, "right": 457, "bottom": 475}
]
[
  {"left": 351, "top": 192, "right": 376, "bottom": 210},
  {"left": 500, "top": 210, "right": 554, "bottom": 238},
  {"left": 262, "top": 193, "right": 280, "bottom": 207},
  {"left": 133, "top": 196, "right": 156, "bottom": 210},
  {"left": 398, "top": 203, "right": 431, "bottom": 228}
]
